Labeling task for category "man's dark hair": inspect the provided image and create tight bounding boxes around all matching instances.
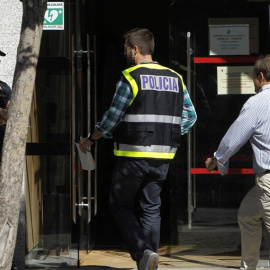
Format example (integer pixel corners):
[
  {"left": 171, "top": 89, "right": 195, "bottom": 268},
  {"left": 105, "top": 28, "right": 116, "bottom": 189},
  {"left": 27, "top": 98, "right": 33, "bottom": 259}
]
[
  {"left": 123, "top": 28, "right": 155, "bottom": 55},
  {"left": 254, "top": 54, "right": 270, "bottom": 81}
]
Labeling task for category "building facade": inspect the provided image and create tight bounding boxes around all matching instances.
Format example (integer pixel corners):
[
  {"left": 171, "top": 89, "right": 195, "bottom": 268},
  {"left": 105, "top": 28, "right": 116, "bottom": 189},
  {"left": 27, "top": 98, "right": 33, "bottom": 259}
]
[
  {"left": 1, "top": 0, "right": 270, "bottom": 268},
  {"left": 0, "top": 0, "right": 22, "bottom": 87}
]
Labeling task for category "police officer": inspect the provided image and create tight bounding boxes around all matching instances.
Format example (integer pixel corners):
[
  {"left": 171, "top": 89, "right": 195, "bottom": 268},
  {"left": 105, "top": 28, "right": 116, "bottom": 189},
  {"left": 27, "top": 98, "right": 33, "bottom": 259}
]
[{"left": 79, "top": 28, "right": 197, "bottom": 270}]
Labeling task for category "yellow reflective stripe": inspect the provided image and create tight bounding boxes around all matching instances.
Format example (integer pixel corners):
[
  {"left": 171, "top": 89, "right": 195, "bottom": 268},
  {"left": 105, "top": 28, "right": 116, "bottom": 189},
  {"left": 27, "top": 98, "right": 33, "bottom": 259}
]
[
  {"left": 167, "top": 69, "right": 185, "bottom": 91},
  {"left": 114, "top": 149, "right": 175, "bottom": 159},
  {"left": 154, "top": 65, "right": 185, "bottom": 91},
  {"left": 130, "top": 64, "right": 185, "bottom": 90},
  {"left": 122, "top": 70, "right": 138, "bottom": 105}
]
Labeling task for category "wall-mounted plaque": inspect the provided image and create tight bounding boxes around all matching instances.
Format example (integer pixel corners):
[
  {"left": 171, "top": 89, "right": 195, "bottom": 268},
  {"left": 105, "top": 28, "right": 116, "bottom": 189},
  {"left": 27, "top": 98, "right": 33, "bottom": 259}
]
[
  {"left": 217, "top": 66, "right": 255, "bottom": 95},
  {"left": 209, "top": 18, "right": 259, "bottom": 54}
]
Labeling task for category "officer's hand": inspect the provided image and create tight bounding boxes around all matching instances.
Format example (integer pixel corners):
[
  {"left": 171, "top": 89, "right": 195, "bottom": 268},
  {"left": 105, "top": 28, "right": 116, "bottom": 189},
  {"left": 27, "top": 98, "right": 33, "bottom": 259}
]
[{"left": 79, "top": 137, "right": 93, "bottom": 154}]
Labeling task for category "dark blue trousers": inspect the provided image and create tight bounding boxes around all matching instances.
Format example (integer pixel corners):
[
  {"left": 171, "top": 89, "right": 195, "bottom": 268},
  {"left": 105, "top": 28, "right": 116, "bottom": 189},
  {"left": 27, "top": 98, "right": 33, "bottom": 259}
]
[{"left": 109, "top": 157, "right": 169, "bottom": 262}]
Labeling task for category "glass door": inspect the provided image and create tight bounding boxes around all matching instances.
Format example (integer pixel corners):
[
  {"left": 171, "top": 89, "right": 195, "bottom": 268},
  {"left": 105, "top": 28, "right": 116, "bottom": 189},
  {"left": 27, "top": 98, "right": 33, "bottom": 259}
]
[
  {"left": 168, "top": 0, "right": 270, "bottom": 268},
  {"left": 25, "top": 0, "right": 97, "bottom": 267}
]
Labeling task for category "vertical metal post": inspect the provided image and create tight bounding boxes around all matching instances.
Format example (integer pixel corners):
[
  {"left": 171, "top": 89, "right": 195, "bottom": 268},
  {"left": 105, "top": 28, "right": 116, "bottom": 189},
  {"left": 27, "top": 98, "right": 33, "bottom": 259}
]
[
  {"left": 93, "top": 35, "right": 98, "bottom": 216},
  {"left": 187, "top": 32, "right": 193, "bottom": 229},
  {"left": 87, "top": 34, "right": 91, "bottom": 224},
  {"left": 192, "top": 36, "right": 197, "bottom": 211},
  {"left": 71, "top": 35, "right": 76, "bottom": 223}
]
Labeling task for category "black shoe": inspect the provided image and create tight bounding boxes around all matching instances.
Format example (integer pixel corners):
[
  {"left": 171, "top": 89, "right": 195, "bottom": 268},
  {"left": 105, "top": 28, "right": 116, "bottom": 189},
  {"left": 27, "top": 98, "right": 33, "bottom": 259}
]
[{"left": 138, "top": 249, "right": 159, "bottom": 270}]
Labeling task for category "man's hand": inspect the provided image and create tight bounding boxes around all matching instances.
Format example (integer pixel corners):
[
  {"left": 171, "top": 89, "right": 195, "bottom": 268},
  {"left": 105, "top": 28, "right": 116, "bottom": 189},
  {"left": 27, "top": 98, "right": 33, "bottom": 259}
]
[
  {"left": 205, "top": 157, "right": 218, "bottom": 172},
  {"left": 79, "top": 137, "right": 93, "bottom": 154},
  {"left": 78, "top": 130, "right": 102, "bottom": 153}
]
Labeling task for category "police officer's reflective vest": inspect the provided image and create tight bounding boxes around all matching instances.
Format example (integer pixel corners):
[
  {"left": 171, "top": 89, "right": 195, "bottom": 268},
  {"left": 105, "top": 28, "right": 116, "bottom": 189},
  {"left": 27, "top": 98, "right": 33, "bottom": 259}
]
[{"left": 113, "top": 63, "right": 184, "bottom": 159}]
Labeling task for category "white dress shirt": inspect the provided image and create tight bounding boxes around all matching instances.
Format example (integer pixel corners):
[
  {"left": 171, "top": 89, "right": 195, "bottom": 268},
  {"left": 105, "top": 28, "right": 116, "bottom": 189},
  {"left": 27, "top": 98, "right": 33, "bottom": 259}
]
[{"left": 214, "top": 84, "right": 270, "bottom": 175}]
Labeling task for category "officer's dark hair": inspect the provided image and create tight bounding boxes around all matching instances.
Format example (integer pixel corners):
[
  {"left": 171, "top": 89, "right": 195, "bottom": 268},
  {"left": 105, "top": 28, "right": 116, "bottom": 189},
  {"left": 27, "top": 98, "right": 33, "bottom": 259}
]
[
  {"left": 123, "top": 28, "right": 155, "bottom": 55},
  {"left": 254, "top": 54, "right": 270, "bottom": 82}
]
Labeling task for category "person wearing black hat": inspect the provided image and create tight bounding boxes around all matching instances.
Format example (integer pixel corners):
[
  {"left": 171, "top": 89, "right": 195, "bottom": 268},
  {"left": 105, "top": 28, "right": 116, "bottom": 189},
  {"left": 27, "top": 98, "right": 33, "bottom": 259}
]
[{"left": 0, "top": 50, "right": 11, "bottom": 158}]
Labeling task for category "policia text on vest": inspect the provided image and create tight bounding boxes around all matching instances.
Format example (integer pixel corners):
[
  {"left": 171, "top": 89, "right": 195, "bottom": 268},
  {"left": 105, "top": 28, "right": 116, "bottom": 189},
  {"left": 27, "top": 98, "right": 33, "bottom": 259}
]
[{"left": 140, "top": 75, "right": 179, "bottom": 92}]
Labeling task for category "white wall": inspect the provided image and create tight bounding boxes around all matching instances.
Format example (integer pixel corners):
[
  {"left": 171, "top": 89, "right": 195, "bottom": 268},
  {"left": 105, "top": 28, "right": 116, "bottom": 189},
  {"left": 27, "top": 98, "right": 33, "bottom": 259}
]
[{"left": 0, "top": 0, "right": 23, "bottom": 88}]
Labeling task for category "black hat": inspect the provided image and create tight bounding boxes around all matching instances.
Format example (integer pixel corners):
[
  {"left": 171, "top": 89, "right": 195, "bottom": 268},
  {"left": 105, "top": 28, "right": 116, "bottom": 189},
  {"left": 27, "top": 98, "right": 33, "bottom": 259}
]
[{"left": 0, "top": 50, "right": 6, "bottom": 56}]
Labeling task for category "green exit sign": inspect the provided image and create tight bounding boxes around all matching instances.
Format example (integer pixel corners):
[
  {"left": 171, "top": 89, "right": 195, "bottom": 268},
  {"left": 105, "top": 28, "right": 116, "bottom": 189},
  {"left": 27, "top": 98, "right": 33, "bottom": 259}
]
[{"left": 43, "top": 2, "right": 64, "bottom": 30}]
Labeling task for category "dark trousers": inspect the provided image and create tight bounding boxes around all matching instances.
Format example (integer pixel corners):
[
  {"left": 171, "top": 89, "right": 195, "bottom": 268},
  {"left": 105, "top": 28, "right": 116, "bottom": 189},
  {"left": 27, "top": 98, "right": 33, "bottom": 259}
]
[{"left": 109, "top": 157, "right": 169, "bottom": 262}]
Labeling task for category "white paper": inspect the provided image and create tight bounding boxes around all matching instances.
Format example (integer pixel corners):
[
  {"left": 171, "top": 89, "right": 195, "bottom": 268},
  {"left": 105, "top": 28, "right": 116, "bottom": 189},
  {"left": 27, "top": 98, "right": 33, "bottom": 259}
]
[{"left": 75, "top": 143, "right": 96, "bottom": 171}]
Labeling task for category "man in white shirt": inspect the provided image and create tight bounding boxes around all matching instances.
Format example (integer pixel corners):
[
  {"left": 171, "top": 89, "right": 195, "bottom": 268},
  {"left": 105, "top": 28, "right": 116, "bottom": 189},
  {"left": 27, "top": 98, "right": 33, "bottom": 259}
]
[{"left": 205, "top": 54, "right": 270, "bottom": 270}]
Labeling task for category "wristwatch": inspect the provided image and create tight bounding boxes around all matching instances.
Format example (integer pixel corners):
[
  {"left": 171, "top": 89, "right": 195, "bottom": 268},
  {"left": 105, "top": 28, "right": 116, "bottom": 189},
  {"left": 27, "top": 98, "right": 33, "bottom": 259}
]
[{"left": 87, "top": 133, "right": 97, "bottom": 143}]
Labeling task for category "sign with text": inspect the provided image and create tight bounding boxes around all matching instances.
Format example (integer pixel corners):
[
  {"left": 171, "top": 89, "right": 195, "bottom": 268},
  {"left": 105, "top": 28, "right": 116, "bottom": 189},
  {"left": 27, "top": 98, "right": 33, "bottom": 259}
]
[
  {"left": 209, "top": 18, "right": 259, "bottom": 54},
  {"left": 209, "top": 24, "right": 249, "bottom": 55},
  {"left": 43, "top": 2, "right": 64, "bottom": 30},
  {"left": 217, "top": 66, "right": 255, "bottom": 95}
]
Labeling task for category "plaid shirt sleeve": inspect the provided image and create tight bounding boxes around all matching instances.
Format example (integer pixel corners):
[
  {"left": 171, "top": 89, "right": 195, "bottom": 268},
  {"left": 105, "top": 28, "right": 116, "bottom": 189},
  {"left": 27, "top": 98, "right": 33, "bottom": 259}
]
[
  {"left": 181, "top": 86, "right": 197, "bottom": 135},
  {"left": 95, "top": 76, "right": 132, "bottom": 138}
]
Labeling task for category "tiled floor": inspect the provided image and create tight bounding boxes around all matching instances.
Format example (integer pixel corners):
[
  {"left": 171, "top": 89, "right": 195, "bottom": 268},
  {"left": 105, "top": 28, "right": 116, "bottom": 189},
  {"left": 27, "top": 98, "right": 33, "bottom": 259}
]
[
  {"left": 79, "top": 246, "right": 240, "bottom": 269},
  {"left": 80, "top": 225, "right": 269, "bottom": 269},
  {"left": 25, "top": 221, "right": 270, "bottom": 269},
  {"left": 80, "top": 246, "right": 269, "bottom": 269}
]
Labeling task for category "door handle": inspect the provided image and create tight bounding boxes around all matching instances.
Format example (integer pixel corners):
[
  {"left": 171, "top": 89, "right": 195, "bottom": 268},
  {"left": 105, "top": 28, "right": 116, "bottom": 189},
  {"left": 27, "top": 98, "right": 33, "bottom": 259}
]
[
  {"left": 71, "top": 33, "right": 88, "bottom": 223},
  {"left": 86, "top": 34, "right": 92, "bottom": 224},
  {"left": 72, "top": 34, "right": 77, "bottom": 223},
  {"left": 72, "top": 35, "right": 95, "bottom": 224},
  {"left": 93, "top": 35, "right": 98, "bottom": 217}
]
